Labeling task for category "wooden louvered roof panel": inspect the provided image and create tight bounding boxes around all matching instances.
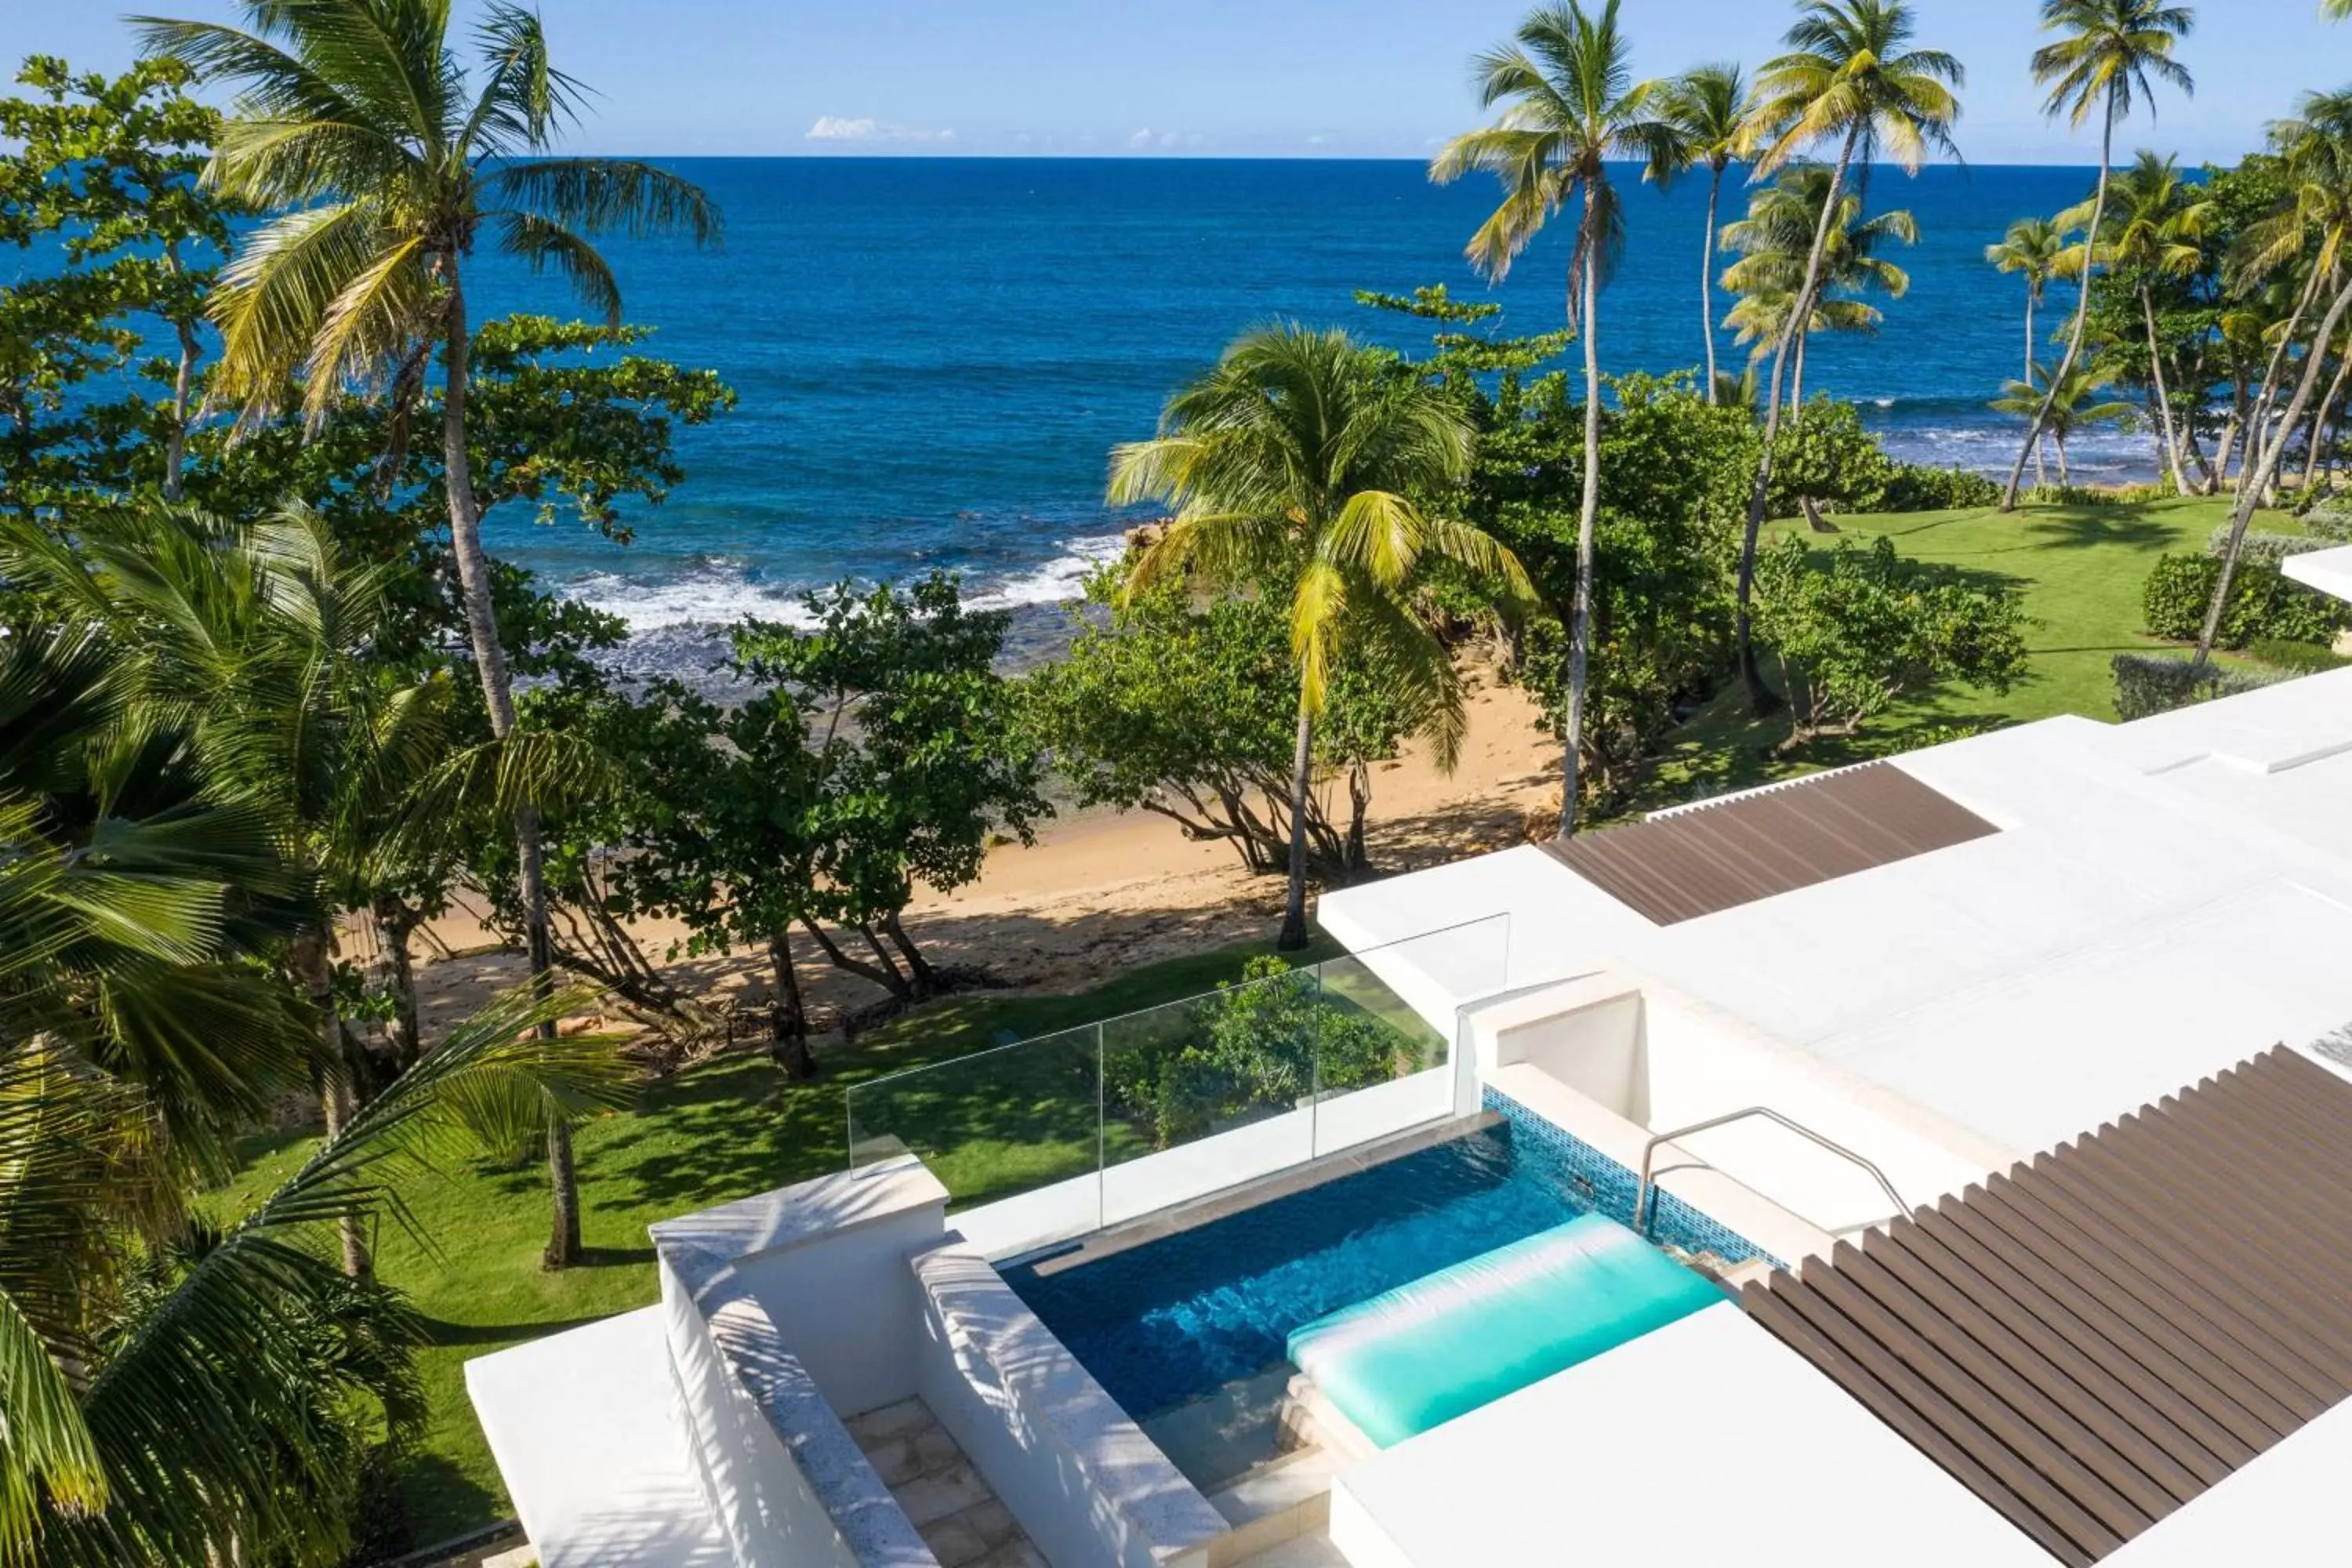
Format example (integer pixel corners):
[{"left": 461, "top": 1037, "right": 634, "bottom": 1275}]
[
  {"left": 1543, "top": 762, "right": 1998, "bottom": 925},
  {"left": 1743, "top": 1048, "right": 2352, "bottom": 1565}
]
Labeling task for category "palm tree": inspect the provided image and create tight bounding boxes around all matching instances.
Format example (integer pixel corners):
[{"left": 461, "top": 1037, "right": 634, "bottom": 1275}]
[
  {"left": 2058, "top": 152, "right": 2214, "bottom": 494},
  {"left": 2201, "top": 91, "right": 2352, "bottom": 665},
  {"left": 1664, "top": 64, "right": 1752, "bottom": 401},
  {"left": 1991, "top": 358, "right": 2136, "bottom": 483},
  {"left": 138, "top": 1, "right": 719, "bottom": 1269},
  {"left": 3, "top": 501, "right": 463, "bottom": 1278},
  {"left": 1731, "top": 0, "right": 1962, "bottom": 713},
  {"left": 2229, "top": 89, "right": 2352, "bottom": 492},
  {"left": 1998, "top": 0, "right": 2194, "bottom": 511},
  {"left": 1721, "top": 163, "right": 1918, "bottom": 407},
  {"left": 1109, "top": 326, "right": 1530, "bottom": 947},
  {"left": 1987, "top": 217, "right": 2070, "bottom": 483},
  {"left": 1429, "top": 0, "right": 1675, "bottom": 834}
]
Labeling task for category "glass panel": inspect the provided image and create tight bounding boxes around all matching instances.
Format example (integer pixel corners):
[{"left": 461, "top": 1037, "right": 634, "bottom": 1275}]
[
  {"left": 845, "top": 1023, "right": 1103, "bottom": 1216},
  {"left": 1308, "top": 913, "right": 1512, "bottom": 1158},
  {"left": 1098, "top": 967, "right": 1319, "bottom": 1227}
]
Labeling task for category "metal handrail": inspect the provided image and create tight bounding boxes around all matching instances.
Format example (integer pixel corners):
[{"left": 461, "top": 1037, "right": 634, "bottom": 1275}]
[{"left": 1630, "top": 1107, "right": 1909, "bottom": 1237}]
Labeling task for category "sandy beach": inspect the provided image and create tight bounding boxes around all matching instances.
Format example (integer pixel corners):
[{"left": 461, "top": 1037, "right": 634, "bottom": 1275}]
[{"left": 401, "top": 679, "right": 1562, "bottom": 1044}]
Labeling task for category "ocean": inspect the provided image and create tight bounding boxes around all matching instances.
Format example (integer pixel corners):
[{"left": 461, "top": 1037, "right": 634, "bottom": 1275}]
[{"left": 117, "top": 158, "right": 2161, "bottom": 662}]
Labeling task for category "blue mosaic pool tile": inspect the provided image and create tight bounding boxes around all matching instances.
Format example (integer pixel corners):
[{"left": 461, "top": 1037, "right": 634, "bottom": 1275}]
[{"left": 1483, "top": 1086, "right": 1781, "bottom": 1270}]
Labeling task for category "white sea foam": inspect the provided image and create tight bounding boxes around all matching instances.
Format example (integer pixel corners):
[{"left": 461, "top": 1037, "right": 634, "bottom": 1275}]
[
  {"left": 562, "top": 568, "right": 820, "bottom": 632},
  {"left": 560, "top": 532, "right": 1132, "bottom": 633},
  {"left": 964, "top": 533, "right": 1130, "bottom": 612}
]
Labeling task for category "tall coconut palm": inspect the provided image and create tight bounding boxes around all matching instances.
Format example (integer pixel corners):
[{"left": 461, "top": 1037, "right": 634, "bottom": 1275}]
[
  {"left": 1991, "top": 358, "right": 2136, "bottom": 483},
  {"left": 1987, "top": 216, "right": 2070, "bottom": 482},
  {"left": 1730, "top": 0, "right": 1962, "bottom": 714},
  {"left": 2201, "top": 89, "right": 2352, "bottom": 665},
  {"left": 1110, "top": 326, "right": 1530, "bottom": 947},
  {"left": 1999, "top": 0, "right": 2194, "bottom": 511},
  {"left": 2230, "top": 89, "right": 2352, "bottom": 491},
  {"left": 1429, "top": 0, "right": 1676, "bottom": 835},
  {"left": 2059, "top": 152, "right": 2214, "bottom": 494},
  {"left": 1721, "top": 163, "right": 1918, "bottom": 407},
  {"left": 137, "top": 0, "right": 719, "bottom": 1269},
  {"left": 1664, "top": 64, "right": 1753, "bottom": 401}
]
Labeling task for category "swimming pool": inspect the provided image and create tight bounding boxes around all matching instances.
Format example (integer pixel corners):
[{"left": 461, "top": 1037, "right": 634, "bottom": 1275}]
[{"left": 1000, "top": 1115, "right": 1749, "bottom": 1486}]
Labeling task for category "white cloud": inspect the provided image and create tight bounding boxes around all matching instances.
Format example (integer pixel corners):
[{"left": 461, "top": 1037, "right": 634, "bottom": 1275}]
[
  {"left": 806, "top": 115, "right": 954, "bottom": 144},
  {"left": 1129, "top": 127, "right": 1156, "bottom": 149}
]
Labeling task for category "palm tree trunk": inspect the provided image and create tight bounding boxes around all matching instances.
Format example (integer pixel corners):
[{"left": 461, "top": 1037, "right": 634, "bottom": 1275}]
[
  {"left": 441, "top": 265, "right": 582, "bottom": 1269},
  {"left": 1702, "top": 164, "right": 1723, "bottom": 401},
  {"left": 160, "top": 242, "right": 198, "bottom": 503},
  {"left": 1561, "top": 188, "right": 1604, "bottom": 839},
  {"left": 2141, "top": 287, "right": 2190, "bottom": 495},
  {"left": 2005, "top": 89, "right": 2116, "bottom": 511},
  {"left": 372, "top": 894, "right": 423, "bottom": 1075},
  {"left": 2056, "top": 431, "right": 2072, "bottom": 485},
  {"left": 293, "top": 931, "right": 370, "bottom": 1280},
  {"left": 2199, "top": 274, "right": 2352, "bottom": 667},
  {"left": 2303, "top": 346, "right": 2350, "bottom": 492},
  {"left": 1277, "top": 699, "right": 1314, "bottom": 951},
  {"left": 2024, "top": 286, "right": 2037, "bottom": 383},
  {"left": 1737, "top": 122, "right": 1861, "bottom": 715},
  {"left": 2242, "top": 268, "right": 2325, "bottom": 488},
  {"left": 1791, "top": 329, "right": 1809, "bottom": 412}
]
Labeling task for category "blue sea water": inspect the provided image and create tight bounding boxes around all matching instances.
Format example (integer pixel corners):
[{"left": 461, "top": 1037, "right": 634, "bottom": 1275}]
[{"left": 457, "top": 158, "right": 2141, "bottom": 658}]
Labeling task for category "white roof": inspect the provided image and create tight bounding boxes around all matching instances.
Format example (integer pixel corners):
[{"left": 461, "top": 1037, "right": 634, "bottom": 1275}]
[
  {"left": 1321, "top": 666, "right": 2352, "bottom": 1566},
  {"left": 1323, "top": 668, "right": 2352, "bottom": 1160}
]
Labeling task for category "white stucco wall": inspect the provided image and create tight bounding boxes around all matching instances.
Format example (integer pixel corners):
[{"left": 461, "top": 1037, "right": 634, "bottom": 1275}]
[{"left": 910, "top": 1241, "right": 1228, "bottom": 1568}]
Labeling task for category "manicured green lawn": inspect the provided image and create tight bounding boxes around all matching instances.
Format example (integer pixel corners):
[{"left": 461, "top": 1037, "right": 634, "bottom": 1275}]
[
  {"left": 212, "top": 932, "right": 1342, "bottom": 1547},
  {"left": 1621, "top": 495, "right": 2277, "bottom": 814}
]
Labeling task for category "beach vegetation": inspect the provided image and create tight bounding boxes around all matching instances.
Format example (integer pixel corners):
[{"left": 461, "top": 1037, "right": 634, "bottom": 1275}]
[
  {"left": 1721, "top": 164, "right": 1918, "bottom": 415},
  {"left": 1751, "top": 533, "right": 2031, "bottom": 750},
  {"left": 1107, "top": 324, "right": 1530, "bottom": 949},
  {"left": 2141, "top": 550, "right": 2349, "bottom": 648},
  {"left": 1986, "top": 216, "right": 2073, "bottom": 488},
  {"left": 1659, "top": 63, "right": 1755, "bottom": 400},
  {"left": 1729, "top": 0, "right": 1965, "bottom": 717},
  {"left": 2002, "top": 0, "right": 2197, "bottom": 510},
  {"left": 1432, "top": 0, "right": 1679, "bottom": 837},
  {"left": 1990, "top": 358, "right": 2137, "bottom": 484},
  {"left": 1029, "top": 575, "right": 1428, "bottom": 883},
  {"left": 139, "top": 0, "right": 722, "bottom": 1269},
  {"left": 540, "top": 575, "right": 1045, "bottom": 1073}
]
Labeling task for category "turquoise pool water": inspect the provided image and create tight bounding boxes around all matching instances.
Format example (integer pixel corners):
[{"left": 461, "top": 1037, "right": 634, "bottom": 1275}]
[
  {"left": 1000, "top": 1120, "right": 1733, "bottom": 1438},
  {"left": 1287, "top": 1213, "right": 1725, "bottom": 1447}
]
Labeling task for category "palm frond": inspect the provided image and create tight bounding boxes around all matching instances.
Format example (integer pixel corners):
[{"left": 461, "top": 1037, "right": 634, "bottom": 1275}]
[{"left": 485, "top": 158, "right": 722, "bottom": 246}]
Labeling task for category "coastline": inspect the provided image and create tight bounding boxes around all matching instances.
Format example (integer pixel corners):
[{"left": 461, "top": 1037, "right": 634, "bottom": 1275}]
[{"left": 406, "top": 677, "right": 1561, "bottom": 1036}]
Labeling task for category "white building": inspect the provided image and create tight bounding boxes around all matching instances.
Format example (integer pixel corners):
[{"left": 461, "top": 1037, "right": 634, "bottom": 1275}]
[{"left": 467, "top": 544, "right": 2352, "bottom": 1567}]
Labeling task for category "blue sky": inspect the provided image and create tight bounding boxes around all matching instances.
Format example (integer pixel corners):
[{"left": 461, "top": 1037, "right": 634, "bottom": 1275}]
[{"left": 6, "top": 0, "right": 2344, "bottom": 163}]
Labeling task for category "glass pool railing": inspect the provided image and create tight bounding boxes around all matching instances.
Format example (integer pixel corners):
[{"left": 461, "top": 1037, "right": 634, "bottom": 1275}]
[{"left": 844, "top": 914, "right": 1512, "bottom": 1229}]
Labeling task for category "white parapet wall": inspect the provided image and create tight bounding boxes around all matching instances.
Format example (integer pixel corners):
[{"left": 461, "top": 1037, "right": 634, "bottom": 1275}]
[
  {"left": 910, "top": 1240, "right": 1229, "bottom": 1568},
  {"left": 652, "top": 1160, "right": 951, "bottom": 1568}
]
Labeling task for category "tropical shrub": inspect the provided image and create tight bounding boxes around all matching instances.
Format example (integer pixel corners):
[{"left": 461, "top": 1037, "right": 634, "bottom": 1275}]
[
  {"left": 2248, "top": 637, "right": 2352, "bottom": 675},
  {"left": 1753, "top": 535, "right": 2030, "bottom": 748},
  {"left": 2296, "top": 501, "right": 2352, "bottom": 543},
  {"left": 1768, "top": 398, "right": 1896, "bottom": 517},
  {"left": 1881, "top": 463, "right": 2002, "bottom": 513},
  {"left": 1027, "top": 575, "right": 1422, "bottom": 880},
  {"left": 2202, "top": 528, "right": 2331, "bottom": 568},
  {"left": 2024, "top": 481, "right": 2176, "bottom": 506},
  {"left": 2141, "top": 553, "right": 2349, "bottom": 648},
  {"left": 1103, "top": 957, "right": 1418, "bottom": 1150},
  {"left": 2111, "top": 652, "right": 2288, "bottom": 720}
]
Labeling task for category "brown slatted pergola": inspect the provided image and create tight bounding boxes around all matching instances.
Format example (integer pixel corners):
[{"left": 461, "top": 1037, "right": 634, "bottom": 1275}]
[
  {"left": 1742, "top": 1047, "right": 2352, "bottom": 1566},
  {"left": 1542, "top": 762, "right": 1998, "bottom": 926}
]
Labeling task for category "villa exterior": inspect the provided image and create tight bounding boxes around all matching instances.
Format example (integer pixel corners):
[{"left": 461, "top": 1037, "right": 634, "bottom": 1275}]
[{"left": 466, "top": 543, "right": 2352, "bottom": 1566}]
